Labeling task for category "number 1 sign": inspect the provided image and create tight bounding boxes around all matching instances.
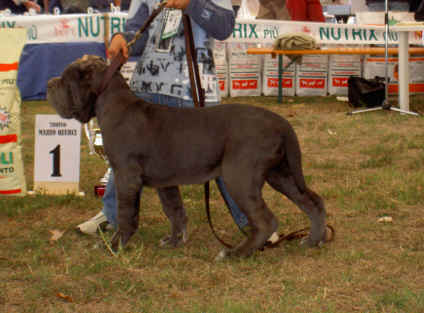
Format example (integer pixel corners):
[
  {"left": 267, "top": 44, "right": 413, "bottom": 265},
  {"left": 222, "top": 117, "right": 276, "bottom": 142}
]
[{"left": 33, "top": 115, "right": 82, "bottom": 195}]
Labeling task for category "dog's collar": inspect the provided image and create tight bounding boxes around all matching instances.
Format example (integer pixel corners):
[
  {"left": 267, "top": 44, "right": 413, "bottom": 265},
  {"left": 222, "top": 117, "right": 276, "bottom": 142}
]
[{"left": 96, "top": 52, "right": 127, "bottom": 96}]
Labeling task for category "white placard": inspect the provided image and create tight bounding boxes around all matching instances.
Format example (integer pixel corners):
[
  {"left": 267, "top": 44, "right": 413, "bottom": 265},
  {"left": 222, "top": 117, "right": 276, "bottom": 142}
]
[{"left": 34, "top": 115, "right": 81, "bottom": 183}]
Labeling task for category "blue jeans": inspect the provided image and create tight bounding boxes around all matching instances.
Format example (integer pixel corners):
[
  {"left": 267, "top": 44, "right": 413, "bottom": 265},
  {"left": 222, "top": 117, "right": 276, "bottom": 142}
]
[
  {"left": 367, "top": 2, "right": 410, "bottom": 11},
  {"left": 102, "top": 93, "right": 249, "bottom": 229}
]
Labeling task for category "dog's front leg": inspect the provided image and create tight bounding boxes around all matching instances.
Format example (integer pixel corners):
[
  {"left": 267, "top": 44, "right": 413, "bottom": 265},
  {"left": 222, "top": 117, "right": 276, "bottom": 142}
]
[
  {"left": 111, "top": 170, "right": 143, "bottom": 251},
  {"left": 157, "top": 186, "right": 188, "bottom": 247}
]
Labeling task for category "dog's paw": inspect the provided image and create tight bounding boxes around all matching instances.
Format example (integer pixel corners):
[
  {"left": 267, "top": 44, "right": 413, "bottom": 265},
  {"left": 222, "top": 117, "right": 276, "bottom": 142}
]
[
  {"left": 159, "top": 236, "right": 176, "bottom": 248},
  {"left": 300, "top": 236, "right": 325, "bottom": 248},
  {"left": 111, "top": 230, "right": 131, "bottom": 252},
  {"left": 159, "top": 230, "right": 188, "bottom": 248},
  {"left": 300, "top": 226, "right": 332, "bottom": 248}
]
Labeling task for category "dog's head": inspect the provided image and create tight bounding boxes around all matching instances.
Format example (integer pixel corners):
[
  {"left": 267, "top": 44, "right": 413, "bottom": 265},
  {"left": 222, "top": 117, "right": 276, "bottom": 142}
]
[{"left": 47, "top": 55, "right": 108, "bottom": 123}]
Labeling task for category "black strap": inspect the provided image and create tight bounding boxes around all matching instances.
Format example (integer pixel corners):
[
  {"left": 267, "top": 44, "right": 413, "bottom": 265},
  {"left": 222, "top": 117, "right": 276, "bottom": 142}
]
[
  {"left": 204, "top": 181, "right": 234, "bottom": 248},
  {"left": 182, "top": 16, "right": 237, "bottom": 246},
  {"left": 182, "top": 14, "right": 205, "bottom": 108}
]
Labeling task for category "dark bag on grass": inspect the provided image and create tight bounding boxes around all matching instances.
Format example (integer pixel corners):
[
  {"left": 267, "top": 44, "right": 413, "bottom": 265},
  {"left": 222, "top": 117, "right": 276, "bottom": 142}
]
[{"left": 348, "top": 76, "right": 386, "bottom": 108}]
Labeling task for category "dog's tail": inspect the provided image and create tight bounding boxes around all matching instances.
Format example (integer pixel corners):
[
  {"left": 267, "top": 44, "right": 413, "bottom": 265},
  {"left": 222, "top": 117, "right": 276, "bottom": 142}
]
[{"left": 284, "top": 128, "right": 307, "bottom": 194}]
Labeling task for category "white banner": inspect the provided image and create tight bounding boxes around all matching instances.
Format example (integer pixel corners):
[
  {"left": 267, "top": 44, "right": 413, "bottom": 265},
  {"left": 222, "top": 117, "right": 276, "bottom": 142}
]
[
  {"left": 229, "top": 18, "right": 424, "bottom": 45},
  {"left": 1, "top": 13, "right": 423, "bottom": 45},
  {"left": 0, "top": 12, "right": 127, "bottom": 43}
]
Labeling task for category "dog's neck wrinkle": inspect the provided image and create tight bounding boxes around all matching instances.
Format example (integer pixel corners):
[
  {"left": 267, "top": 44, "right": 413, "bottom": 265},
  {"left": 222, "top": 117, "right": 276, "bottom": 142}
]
[
  {"left": 96, "top": 74, "right": 132, "bottom": 97},
  {"left": 95, "top": 77, "right": 139, "bottom": 120},
  {"left": 106, "top": 76, "right": 134, "bottom": 97}
]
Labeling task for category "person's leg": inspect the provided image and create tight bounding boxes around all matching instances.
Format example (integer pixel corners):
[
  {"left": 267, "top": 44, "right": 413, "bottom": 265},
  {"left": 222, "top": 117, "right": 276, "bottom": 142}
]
[
  {"left": 101, "top": 170, "right": 118, "bottom": 228},
  {"left": 76, "top": 170, "right": 117, "bottom": 234},
  {"left": 215, "top": 177, "right": 249, "bottom": 229}
]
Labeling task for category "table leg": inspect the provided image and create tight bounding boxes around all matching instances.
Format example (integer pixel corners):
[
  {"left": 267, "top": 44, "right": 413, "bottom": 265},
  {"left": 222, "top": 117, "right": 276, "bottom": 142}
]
[{"left": 398, "top": 32, "right": 410, "bottom": 112}]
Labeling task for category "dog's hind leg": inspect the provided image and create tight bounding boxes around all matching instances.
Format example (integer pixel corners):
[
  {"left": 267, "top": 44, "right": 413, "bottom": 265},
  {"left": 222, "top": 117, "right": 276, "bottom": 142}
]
[
  {"left": 157, "top": 186, "right": 188, "bottom": 248},
  {"left": 216, "top": 168, "right": 278, "bottom": 259},
  {"left": 111, "top": 168, "right": 143, "bottom": 251},
  {"left": 266, "top": 167, "right": 327, "bottom": 247}
]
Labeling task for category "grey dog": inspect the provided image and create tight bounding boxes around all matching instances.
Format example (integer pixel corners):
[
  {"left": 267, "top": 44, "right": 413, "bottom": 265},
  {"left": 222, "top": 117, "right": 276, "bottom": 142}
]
[{"left": 47, "top": 55, "right": 327, "bottom": 259}]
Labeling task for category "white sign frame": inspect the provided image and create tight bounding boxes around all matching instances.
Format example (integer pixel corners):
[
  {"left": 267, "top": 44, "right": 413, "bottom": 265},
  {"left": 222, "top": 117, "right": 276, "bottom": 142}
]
[{"left": 33, "top": 114, "right": 82, "bottom": 194}]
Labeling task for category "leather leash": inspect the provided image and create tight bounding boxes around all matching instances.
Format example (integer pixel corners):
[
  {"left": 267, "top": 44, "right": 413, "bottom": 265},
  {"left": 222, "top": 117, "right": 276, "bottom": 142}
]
[
  {"left": 181, "top": 15, "right": 236, "bottom": 248},
  {"left": 182, "top": 14, "right": 205, "bottom": 108},
  {"left": 204, "top": 181, "right": 233, "bottom": 249},
  {"left": 97, "top": 1, "right": 168, "bottom": 95},
  {"left": 180, "top": 16, "right": 239, "bottom": 247}
]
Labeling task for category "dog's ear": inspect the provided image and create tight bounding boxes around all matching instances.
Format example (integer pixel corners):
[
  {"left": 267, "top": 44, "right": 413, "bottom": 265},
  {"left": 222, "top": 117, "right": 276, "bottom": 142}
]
[
  {"left": 47, "top": 77, "right": 75, "bottom": 119},
  {"left": 62, "top": 62, "right": 96, "bottom": 123}
]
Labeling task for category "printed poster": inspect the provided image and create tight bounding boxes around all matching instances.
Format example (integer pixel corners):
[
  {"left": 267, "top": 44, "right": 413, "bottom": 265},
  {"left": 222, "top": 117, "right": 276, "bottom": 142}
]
[{"left": 0, "top": 28, "right": 27, "bottom": 196}]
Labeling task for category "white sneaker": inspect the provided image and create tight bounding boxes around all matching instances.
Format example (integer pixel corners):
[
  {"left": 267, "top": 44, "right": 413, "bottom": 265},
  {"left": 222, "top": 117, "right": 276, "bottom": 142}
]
[{"left": 76, "top": 211, "right": 108, "bottom": 235}]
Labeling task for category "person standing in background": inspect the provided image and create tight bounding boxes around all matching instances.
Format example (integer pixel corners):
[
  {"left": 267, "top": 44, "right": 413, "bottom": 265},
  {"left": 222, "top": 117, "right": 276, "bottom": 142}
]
[
  {"left": 350, "top": 0, "right": 368, "bottom": 13},
  {"left": 409, "top": 0, "right": 422, "bottom": 12},
  {"left": 231, "top": 0, "right": 240, "bottom": 16},
  {"left": 89, "top": 0, "right": 124, "bottom": 11},
  {"left": 286, "top": 0, "right": 325, "bottom": 22},
  {"left": 410, "top": 0, "right": 424, "bottom": 20},
  {"left": 256, "top": 0, "right": 291, "bottom": 20},
  {"left": 0, "top": 0, "right": 41, "bottom": 13},
  {"left": 366, "top": 0, "right": 410, "bottom": 11}
]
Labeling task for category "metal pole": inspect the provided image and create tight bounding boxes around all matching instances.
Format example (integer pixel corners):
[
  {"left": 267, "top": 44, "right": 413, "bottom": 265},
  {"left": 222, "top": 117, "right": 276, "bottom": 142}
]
[
  {"left": 383, "top": 0, "right": 390, "bottom": 108},
  {"left": 348, "top": 0, "right": 419, "bottom": 116}
]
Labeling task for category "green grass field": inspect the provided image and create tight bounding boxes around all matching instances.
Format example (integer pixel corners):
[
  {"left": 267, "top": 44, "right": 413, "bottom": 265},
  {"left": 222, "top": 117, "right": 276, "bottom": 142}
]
[{"left": 1, "top": 95, "right": 424, "bottom": 312}]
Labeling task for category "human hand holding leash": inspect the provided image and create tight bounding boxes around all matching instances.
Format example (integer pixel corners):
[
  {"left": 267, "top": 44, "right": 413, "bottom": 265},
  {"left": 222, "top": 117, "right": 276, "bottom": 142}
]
[
  {"left": 108, "top": 34, "right": 129, "bottom": 61},
  {"left": 108, "top": 0, "right": 170, "bottom": 62},
  {"left": 165, "top": 0, "right": 190, "bottom": 9}
]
